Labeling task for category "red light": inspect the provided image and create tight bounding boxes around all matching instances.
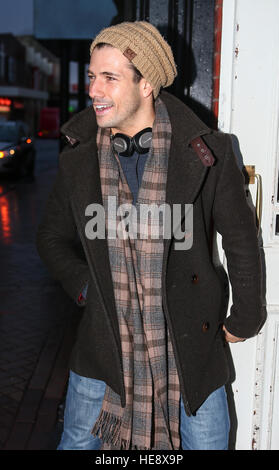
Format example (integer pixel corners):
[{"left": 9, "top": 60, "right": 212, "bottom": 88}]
[
  {"left": 0, "top": 196, "right": 12, "bottom": 243},
  {"left": 0, "top": 98, "right": 11, "bottom": 106},
  {"left": 26, "top": 138, "right": 32, "bottom": 144},
  {"left": 38, "top": 131, "right": 43, "bottom": 136}
]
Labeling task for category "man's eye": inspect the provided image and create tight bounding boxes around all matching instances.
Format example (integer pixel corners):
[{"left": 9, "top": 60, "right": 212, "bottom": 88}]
[
  {"left": 88, "top": 75, "right": 95, "bottom": 81},
  {"left": 107, "top": 76, "right": 116, "bottom": 81}
]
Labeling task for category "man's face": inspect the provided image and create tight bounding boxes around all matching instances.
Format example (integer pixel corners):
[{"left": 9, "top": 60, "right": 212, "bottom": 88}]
[{"left": 88, "top": 46, "right": 143, "bottom": 135}]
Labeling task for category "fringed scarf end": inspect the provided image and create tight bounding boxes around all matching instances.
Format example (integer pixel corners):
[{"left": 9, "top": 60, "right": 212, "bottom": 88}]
[
  {"left": 91, "top": 410, "right": 151, "bottom": 450},
  {"left": 91, "top": 409, "right": 122, "bottom": 447}
]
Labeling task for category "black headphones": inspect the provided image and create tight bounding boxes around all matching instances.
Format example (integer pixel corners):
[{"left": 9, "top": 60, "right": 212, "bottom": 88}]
[{"left": 111, "top": 127, "right": 152, "bottom": 157}]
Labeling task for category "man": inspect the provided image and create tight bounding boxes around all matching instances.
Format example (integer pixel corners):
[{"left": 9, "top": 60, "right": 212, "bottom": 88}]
[{"left": 36, "top": 21, "right": 266, "bottom": 450}]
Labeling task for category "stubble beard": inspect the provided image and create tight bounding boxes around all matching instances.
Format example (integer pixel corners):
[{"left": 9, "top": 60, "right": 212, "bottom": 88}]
[{"left": 96, "top": 92, "right": 142, "bottom": 133}]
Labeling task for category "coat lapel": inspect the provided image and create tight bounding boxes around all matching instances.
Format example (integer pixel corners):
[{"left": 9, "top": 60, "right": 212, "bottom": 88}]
[{"left": 166, "top": 134, "right": 209, "bottom": 207}]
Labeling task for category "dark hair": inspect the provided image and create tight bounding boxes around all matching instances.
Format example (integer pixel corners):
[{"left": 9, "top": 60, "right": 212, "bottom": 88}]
[{"left": 94, "top": 42, "right": 143, "bottom": 83}]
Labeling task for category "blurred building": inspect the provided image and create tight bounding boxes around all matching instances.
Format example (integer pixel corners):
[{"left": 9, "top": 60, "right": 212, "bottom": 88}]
[{"left": 0, "top": 33, "right": 59, "bottom": 134}]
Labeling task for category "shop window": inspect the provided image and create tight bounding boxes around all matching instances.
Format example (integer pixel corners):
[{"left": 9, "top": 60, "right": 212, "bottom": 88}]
[{"left": 8, "top": 57, "right": 16, "bottom": 84}]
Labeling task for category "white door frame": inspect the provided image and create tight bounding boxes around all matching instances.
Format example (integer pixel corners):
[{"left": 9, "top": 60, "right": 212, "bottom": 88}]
[{"left": 218, "top": 0, "right": 279, "bottom": 450}]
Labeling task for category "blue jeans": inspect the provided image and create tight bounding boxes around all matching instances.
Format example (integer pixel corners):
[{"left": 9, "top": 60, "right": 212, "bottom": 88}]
[{"left": 57, "top": 370, "right": 230, "bottom": 450}]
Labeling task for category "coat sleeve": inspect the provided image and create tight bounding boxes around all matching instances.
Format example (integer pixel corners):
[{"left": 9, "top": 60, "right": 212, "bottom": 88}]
[
  {"left": 212, "top": 134, "right": 266, "bottom": 338},
  {"left": 36, "top": 155, "right": 90, "bottom": 306}
]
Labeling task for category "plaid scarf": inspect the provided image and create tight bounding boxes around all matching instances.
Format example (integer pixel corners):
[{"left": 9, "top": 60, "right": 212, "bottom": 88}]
[{"left": 92, "top": 98, "right": 180, "bottom": 450}]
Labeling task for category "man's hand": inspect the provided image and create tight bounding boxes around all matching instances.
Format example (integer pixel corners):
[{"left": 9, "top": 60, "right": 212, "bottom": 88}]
[{"left": 222, "top": 325, "right": 246, "bottom": 343}]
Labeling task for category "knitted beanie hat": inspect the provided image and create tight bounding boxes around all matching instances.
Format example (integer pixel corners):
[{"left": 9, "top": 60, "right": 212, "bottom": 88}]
[{"left": 90, "top": 21, "right": 177, "bottom": 99}]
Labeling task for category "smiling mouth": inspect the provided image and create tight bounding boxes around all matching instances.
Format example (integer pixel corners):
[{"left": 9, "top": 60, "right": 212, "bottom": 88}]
[{"left": 94, "top": 104, "right": 113, "bottom": 115}]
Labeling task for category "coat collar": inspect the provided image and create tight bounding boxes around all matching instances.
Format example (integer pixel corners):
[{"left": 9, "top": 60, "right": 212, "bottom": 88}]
[{"left": 61, "top": 90, "right": 212, "bottom": 208}]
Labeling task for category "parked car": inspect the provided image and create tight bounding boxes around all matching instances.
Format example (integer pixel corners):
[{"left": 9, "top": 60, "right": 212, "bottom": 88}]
[
  {"left": 37, "top": 107, "right": 60, "bottom": 139},
  {"left": 0, "top": 121, "right": 36, "bottom": 177}
]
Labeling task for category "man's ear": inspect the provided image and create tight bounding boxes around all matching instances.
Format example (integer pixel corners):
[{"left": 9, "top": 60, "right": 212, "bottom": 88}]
[{"left": 141, "top": 79, "right": 154, "bottom": 98}]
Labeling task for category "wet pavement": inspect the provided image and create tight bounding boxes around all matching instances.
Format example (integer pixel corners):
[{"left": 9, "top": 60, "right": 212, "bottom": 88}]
[{"left": 0, "top": 139, "right": 81, "bottom": 450}]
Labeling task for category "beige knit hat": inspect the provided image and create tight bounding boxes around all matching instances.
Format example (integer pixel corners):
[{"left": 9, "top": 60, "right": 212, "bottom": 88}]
[{"left": 90, "top": 21, "right": 177, "bottom": 99}]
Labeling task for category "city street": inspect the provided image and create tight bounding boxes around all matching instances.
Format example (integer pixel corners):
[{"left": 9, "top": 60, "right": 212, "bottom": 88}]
[{"left": 0, "top": 139, "right": 81, "bottom": 450}]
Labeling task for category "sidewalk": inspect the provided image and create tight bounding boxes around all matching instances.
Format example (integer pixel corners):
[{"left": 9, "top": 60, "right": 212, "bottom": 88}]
[
  {"left": 1, "top": 301, "right": 80, "bottom": 450},
  {"left": 0, "top": 146, "right": 81, "bottom": 450}
]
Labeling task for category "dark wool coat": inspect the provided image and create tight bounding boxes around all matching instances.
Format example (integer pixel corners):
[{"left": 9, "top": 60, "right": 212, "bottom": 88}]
[{"left": 36, "top": 91, "right": 266, "bottom": 414}]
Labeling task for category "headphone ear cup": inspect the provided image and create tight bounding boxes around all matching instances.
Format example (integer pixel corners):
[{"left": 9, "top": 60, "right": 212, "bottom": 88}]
[
  {"left": 112, "top": 133, "right": 133, "bottom": 157},
  {"left": 133, "top": 128, "right": 152, "bottom": 154}
]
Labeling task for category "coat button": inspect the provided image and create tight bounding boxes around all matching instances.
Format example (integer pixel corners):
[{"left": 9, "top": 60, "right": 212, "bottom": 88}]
[
  {"left": 202, "top": 322, "right": 210, "bottom": 332},
  {"left": 191, "top": 274, "right": 199, "bottom": 284}
]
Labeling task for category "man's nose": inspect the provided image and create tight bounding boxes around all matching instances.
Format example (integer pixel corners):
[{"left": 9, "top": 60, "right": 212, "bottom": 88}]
[{"left": 89, "top": 78, "right": 104, "bottom": 99}]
